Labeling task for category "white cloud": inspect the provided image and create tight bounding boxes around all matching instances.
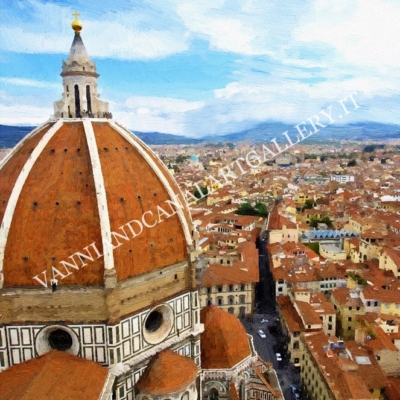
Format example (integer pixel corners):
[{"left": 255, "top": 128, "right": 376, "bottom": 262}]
[
  {"left": 0, "top": 103, "right": 53, "bottom": 126},
  {"left": 0, "top": 77, "right": 59, "bottom": 89},
  {"left": 174, "top": 0, "right": 297, "bottom": 56},
  {"left": 1, "top": 0, "right": 399, "bottom": 136},
  {"left": 294, "top": 0, "right": 400, "bottom": 68},
  {"left": 112, "top": 96, "right": 205, "bottom": 135},
  {"left": 0, "top": 0, "right": 190, "bottom": 60},
  {"left": 124, "top": 96, "right": 204, "bottom": 113}
]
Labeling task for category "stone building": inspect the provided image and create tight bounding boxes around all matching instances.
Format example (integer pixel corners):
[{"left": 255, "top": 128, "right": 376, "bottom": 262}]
[
  {"left": 199, "top": 242, "right": 259, "bottom": 318},
  {"left": 0, "top": 14, "right": 281, "bottom": 400}
]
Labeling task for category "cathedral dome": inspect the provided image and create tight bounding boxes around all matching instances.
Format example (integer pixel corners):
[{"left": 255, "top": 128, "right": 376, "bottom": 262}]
[
  {"left": 135, "top": 350, "right": 198, "bottom": 396},
  {"left": 0, "top": 119, "right": 193, "bottom": 288},
  {"left": 200, "top": 305, "right": 252, "bottom": 369}
]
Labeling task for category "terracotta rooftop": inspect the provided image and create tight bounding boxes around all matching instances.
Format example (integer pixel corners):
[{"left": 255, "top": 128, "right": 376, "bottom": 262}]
[
  {"left": 331, "top": 287, "right": 363, "bottom": 308},
  {"left": 303, "top": 332, "right": 380, "bottom": 399},
  {"left": 200, "top": 306, "right": 251, "bottom": 369},
  {"left": 385, "top": 377, "right": 400, "bottom": 400},
  {"left": 295, "top": 301, "right": 323, "bottom": 327},
  {"left": 0, "top": 350, "right": 109, "bottom": 400},
  {"left": 202, "top": 242, "right": 259, "bottom": 286},
  {"left": 362, "top": 285, "right": 400, "bottom": 303},
  {"left": 267, "top": 207, "right": 297, "bottom": 230},
  {"left": 135, "top": 350, "right": 198, "bottom": 395},
  {"left": 229, "top": 382, "right": 240, "bottom": 400},
  {"left": 277, "top": 296, "right": 304, "bottom": 333}
]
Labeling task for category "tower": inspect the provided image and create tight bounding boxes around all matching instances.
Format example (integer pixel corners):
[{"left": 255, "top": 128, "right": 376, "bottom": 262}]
[{"left": 53, "top": 12, "right": 109, "bottom": 118}]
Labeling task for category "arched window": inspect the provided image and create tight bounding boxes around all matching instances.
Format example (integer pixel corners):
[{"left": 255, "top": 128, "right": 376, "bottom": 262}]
[
  {"left": 86, "top": 85, "right": 92, "bottom": 113},
  {"left": 209, "top": 388, "right": 219, "bottom": 400},
  {"left": 74, "top": 84, "right": 81, "bottom": 117},
  {"left": 240, "top": 382, "right": 246, "bottom": 400},
  {"left": 181, "top": 392, "right": 189, "bottom": 400}
]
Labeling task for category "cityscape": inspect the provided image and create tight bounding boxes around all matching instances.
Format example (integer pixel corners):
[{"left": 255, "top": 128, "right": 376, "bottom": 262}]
[{"left": 0, "top": 2, "right": 400, "bottom": 400}]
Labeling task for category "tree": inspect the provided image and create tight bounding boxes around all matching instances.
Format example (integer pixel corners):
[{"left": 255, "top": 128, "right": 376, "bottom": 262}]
[
  {"left": 194, "top": 186, "right": 208, "bottom": 200},
  {"left": 303, "top": 199, "right": 314, "bottom": 209},
  {"left": 254, "top": 202, "right": 268, "bottom": 217},
  {"left": 321, "top": 216, "right": 333, "bottom": 228},
  {"left": 236, "top": 202, "right": 268, "bottom": 217},
  {"left": 347, "top": 271, "right": 367, "bottom": 286},
  {"left": 347, "top": 159, "right": 357, "bottom": 167},
  {"left": 175, "top": 155, "right": 188, "bottom": 163},
  {"left": 310, "top": 216, "right": 333, "bottom": 228},
  {"left": 236, "top": 202, "right": 258, "bottom": 216}
]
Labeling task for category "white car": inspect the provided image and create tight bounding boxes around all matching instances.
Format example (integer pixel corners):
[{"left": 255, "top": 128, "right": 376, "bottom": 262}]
[
  {"left": 275, "top": 352, "right": 282, "bottom": 361},
  {"left": 258, "top": 329, "right": 266, "bottom": 339},
  {"left": 260, "top": 318, "right": 268, "bottom": 323}
]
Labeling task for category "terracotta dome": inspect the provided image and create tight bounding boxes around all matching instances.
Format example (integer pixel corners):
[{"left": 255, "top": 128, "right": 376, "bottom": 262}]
[
  {"left": 200, "top": 305, "right": 252, "bottom": 369},
  {"left": 0, "top": 120, "right": 192, "bottom": 287},
  {"left": 135, "top": 350, "right": 198, "bottom": 395}
]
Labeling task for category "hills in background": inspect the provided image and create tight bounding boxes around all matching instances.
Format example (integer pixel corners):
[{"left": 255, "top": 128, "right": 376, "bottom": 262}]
[
  {"left": 0, "top": 122, "right": 399, "bottom": 148},
  {"left": 205, "top": 122, "right": 400, "bottom": 144}
]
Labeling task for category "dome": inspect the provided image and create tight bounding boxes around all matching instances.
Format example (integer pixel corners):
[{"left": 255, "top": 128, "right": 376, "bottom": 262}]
[
  {"left": 190, "top": 154, "right": 199, "bottom": 162},
  {"left": 0, "top": 120, "right": 193, "bottom": 287},
  {"left": 200, "top": 306, "right": 251, "bottom": 369},
  {"left": 135, "top": 350, "right": 198, "bottom": 395}
]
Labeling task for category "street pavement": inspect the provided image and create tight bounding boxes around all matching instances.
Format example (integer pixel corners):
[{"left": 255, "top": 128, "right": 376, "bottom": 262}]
[{"left": 241, "top": 313, "right": 302, "bottom": 400}]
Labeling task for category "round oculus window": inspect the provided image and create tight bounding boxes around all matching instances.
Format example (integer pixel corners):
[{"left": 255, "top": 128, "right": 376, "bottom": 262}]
[
  {"left": 145, "top": 310, "right": 163, "bottom": 332},
  {"left": 143, "top": 304, "right": 174, "bottom": 345},
  {"left": 35, "top": 325, "right": 79, "bottom": 356},
  {"left": 48, "top": 329, "right": 73, "bottom": 351}
]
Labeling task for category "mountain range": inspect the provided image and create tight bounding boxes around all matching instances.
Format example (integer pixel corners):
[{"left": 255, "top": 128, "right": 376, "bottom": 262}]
[{"left": 0, "top": 122, "right": 399, "bottom": 148}]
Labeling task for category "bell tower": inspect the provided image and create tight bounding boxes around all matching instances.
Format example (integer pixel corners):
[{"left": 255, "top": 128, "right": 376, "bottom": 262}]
[{"left": 53, "top": 12, "right": 109, "bottom": 118}]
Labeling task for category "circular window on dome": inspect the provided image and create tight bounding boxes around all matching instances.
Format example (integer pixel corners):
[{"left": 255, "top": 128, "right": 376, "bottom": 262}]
[
  {"left": 48, "top": 329, "right": 73, "bottom": 351},
  {"left": 145, "top": 310, "right": 163, "bottom": 332},
  {"left": 35, "top": 325, "right": 79, "bottom": 356},
  {"left": 143, "top": 304, "right": 174, "bottom": 345}
]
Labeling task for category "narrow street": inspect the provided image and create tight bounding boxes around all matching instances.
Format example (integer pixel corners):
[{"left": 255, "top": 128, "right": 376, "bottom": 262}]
[
  {"left": 246, "top": 233, "right": 302, "bottom": 399},
  {"left": 241, "top": 314, "right": 302, "bottom": 400}
]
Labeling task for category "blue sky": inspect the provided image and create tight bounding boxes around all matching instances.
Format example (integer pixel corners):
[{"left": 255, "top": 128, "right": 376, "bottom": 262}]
[{"left": 0, "top": 0, "right": 399, "bottom": 136}]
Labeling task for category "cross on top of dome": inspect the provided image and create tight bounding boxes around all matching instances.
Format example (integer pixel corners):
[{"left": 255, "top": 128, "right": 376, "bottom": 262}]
[{"left": 71, "top": 11, "right": 83, "bottom": 34}]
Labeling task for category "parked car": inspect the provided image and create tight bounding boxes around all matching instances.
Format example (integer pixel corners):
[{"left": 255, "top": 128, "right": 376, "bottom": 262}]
[
  {"left": 275, "top": 352, "right": 282, "bottom": 361},
  {"left": 258, "top": 329, "right": 266, "bottom": 339},
  {"left": 260, "top": 318, "right": 268, "bottom": 323}
]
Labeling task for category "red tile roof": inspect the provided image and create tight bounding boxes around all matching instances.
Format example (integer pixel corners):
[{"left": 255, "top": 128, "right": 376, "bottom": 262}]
[
  {"left": 135, "top": 350, "right": 198, "bottom": 395},
  {"left": 0, "top": 350, "right": 109, "bottom": 400},
  {"left": 200, "top": 306, "right": 251, "bottom": 369},
  {"left": 202, "top": 242, "right": 259, "bottom": 286}
]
